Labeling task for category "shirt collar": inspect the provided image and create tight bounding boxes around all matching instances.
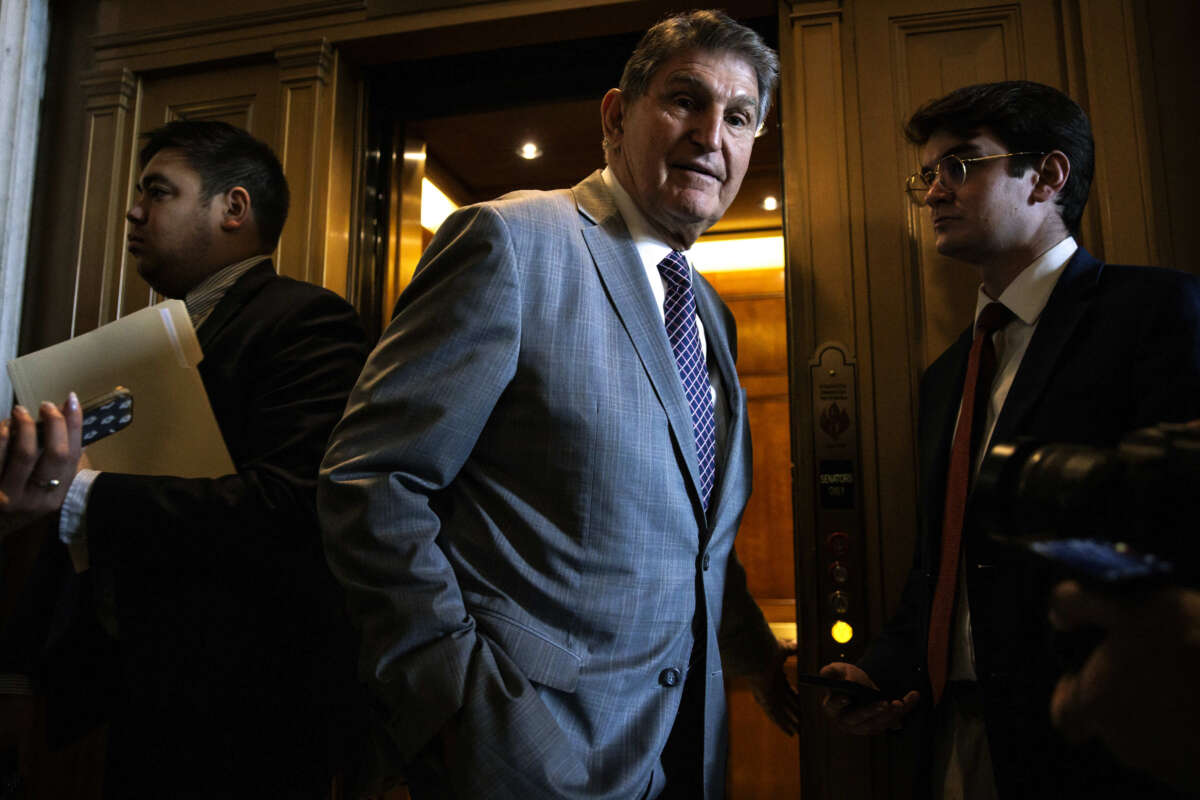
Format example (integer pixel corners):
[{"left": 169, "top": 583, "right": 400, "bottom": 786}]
[
  {"left": 974, "top": 236, "right": 1077, "bottom": 328},
  {"left": 601, "top": 167, "right": 697, "bottom": 272},
  {"left": 184, "top": 254, "right": 271, "bottom": 329}
]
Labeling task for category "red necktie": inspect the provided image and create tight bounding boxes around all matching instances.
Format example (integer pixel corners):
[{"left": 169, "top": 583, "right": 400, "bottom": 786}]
[{"left": 927, "top": 302, "right": 1013, "bottom": 705}]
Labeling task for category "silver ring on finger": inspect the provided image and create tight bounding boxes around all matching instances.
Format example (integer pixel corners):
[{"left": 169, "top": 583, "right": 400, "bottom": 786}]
[{"left": 35, "top": 477, "right": 61, "bottom": 490}]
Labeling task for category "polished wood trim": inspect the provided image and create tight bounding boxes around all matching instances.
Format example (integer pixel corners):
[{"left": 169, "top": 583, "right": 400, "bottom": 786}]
[
  {"left": 92, "top": 1, "right": 366, "bottom": 50},
  {"left": 91, "top": 0, "right": 626, "bottom": 72},
  {"left": 74, "top": 68, "right": 139, "bottom": 336},
  {"left": 889, "top": 4, "right": 1024, "bottom": 368},
  {"left": 1073, "top": 0, "right": 1159, "bottom": 265},
  {"left": 782, "top": 0, "right": 842, "bottom": 19},
  {"left": 81, "top": 68, "right": 138, "bottom": 112},
  {"left": 780, "top": 7, "right": 867, "bottom": 795},
  {"left": 393, "top": 135, "right": 425, "bottom": 320},
  {"left": 321, "top": 54, "right": 361, "bottom": 298},
  {"left": 276, "top": 40, "right": 336, "bottom": 284},
  {"left": 277, "top": 39, "right": 335, "bottom": 86}
]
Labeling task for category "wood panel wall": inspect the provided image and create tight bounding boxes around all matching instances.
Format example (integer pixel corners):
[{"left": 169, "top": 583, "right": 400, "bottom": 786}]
[
  {"left": 779, "top": 1, "right": 1199, "bottom": 798},
  {"left": 63, "top": 46, "right": 361, "bottom": 330},
  {"left": 709, "top": 265, "right": 802, "bottom": 798},
  {"left": 25, "top": 0, "right": 620, "bottom": 343},
  {"left": 13, "top": 2, "right": 1199, "bottom": 799}
]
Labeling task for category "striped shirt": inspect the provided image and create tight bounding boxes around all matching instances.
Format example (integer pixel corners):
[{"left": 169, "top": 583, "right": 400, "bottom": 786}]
[{"left": 184, "top": 254, "right": 272, "bottom": 329}]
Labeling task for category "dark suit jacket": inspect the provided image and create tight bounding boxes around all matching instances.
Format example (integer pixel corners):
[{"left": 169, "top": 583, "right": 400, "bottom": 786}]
[
  {"left": 38, "top": 262, "right": 367, "bottom": 798},
  {"left": 858, "top": 248, "right": 1200, "bottom": 798}
]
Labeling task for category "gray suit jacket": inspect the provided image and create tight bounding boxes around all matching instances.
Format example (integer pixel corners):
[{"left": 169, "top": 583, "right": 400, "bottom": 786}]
[{"left": 319, "top": 170, "right": 776, "bottom": 799}]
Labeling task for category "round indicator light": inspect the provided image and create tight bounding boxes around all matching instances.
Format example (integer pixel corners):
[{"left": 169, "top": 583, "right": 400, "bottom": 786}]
[
  {"left": 831, "top": 620, "right": 853, "bottom": 644},
  {"left": 830, "top": 591, "right": 850, "bottom": 614}
]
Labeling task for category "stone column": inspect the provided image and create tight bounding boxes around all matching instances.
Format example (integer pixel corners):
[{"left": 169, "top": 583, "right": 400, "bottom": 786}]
[{"left": 0, "top": 0, "right": 50, "bottom": 414}]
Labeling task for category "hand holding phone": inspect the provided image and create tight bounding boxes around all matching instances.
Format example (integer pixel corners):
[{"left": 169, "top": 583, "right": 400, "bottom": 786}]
[
  {"left": 37, "top": 386, "right": 133, "bottom": 447},
  {"left": 816, "top": 662, "right": 920, "bottom": 735},
  {"left": 794, "top": 671, "right": 884, "bottom": 704},
  {"left": 0, "top": 394, "right": 84, "bottom": 533}
]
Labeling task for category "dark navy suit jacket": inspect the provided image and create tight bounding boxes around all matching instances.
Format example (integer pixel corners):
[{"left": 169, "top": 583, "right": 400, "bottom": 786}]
[
  {"left": 9, "top": 262, "right": 368, "bottom": 798},
  {"left": 858, "top": 248, "right": 1200, "bottom": 798}
]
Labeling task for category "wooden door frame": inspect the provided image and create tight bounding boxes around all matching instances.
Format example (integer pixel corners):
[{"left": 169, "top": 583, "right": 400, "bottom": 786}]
[{"left": 778, "top": 2, "right": 1187, "bottom": 799}]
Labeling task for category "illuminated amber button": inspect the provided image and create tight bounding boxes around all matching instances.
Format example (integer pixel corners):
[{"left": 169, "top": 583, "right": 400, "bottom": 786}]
[{"left": 831, "top": 620, "right": 854, "bottom": 644}]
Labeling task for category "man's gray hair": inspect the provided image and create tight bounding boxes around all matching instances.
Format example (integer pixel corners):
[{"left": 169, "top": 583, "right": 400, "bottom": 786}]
[{"left": 619, "top": 9, "right": 780, "bottom": 127}]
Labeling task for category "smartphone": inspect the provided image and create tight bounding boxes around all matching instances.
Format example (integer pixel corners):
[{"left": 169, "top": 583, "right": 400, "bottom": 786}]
[
  {"left": 81, "top": 387, "right": 134, "bottom": 444},
  {"left": 991, "top": 535, "right": 1178, "bottom": 589},
  {"left": 35, "top": 386, "right": 134, "bottom": 447},
  {"left": 1025, "top": 538, "right": 1175, "bottom": 586},
  {"left": 793, "top": 672, "right": 884, "bottom": 704}
]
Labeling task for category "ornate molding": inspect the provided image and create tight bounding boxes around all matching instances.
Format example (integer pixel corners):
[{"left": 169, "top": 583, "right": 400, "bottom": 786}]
[
  {"left": 80, "top": 67, "right": 137, "bottom": 112},
  {"left": 276, "top": 39, "right": 333, "bottom": 85},
  {"left": 784, "top": 0, "right": 842, "bottom": 21},
  {"left": 91, "top": 1, "right": 364, "bottom": 51},
  {"left": 168, "top": 95, "right": 258, "bottom": 126},
  {"left": 889, "top": 3, "right": 1021, "bottom": 35}
]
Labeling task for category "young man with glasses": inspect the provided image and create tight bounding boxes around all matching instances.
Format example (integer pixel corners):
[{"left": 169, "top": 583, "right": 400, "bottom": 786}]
[{"left": 820, "top": 80, "right": 1200, "bottom": 798}]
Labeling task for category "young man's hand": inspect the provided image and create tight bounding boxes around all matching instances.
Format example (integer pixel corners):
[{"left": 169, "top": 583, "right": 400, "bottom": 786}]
[{"left": 818, "top": 662, "right": 919, "bottom": 735}]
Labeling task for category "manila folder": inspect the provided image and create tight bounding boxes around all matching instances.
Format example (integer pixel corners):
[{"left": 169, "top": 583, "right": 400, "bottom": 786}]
[{"left": 7, "top": 299, "right": 235, "bottom": 478}]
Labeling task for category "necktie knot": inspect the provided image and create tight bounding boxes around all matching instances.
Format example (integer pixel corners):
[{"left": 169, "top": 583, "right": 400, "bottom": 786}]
[
  {"left": 657, "top": 251, "right": 691, "bottom": 288},
  {"left": 976, "top": 302, "right": 1013, "bottom": 336}
]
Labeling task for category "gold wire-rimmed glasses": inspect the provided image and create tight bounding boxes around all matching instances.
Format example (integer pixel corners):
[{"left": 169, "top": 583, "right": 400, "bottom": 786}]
[{"left": 905, "top": 152, "right": 1047, "bottom": 204}]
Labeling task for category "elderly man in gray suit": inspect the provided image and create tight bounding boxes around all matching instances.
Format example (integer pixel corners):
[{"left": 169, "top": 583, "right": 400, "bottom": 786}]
[{"left": 319, "top": 10, "right": 800, "bottom": 799}]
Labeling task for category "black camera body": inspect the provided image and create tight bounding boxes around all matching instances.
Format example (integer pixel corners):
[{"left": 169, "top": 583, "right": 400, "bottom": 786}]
[{"left": 969, "top": 422, "right": 1200, "bottom": 586}]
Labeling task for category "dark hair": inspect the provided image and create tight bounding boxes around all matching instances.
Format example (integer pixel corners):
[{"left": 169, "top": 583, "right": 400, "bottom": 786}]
[
  {"left": 619, "top": 9, "right": 779, "bottom": 127},
  {"left": 905, "top": 80, "right": 1094, "bottom": 235},
  {"left": 139, "top": 120, "right": 290, "bottom": 250}
]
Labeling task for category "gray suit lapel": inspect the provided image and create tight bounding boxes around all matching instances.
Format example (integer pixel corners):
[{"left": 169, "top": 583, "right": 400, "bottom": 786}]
[{"left": 573, "top": 172, "right": 706, "bottom": 519}]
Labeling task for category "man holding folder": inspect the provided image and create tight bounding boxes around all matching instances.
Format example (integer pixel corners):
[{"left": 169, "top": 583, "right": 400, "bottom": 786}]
[{"left": 0, "top": 120, "right": 367, "bottom": 797}]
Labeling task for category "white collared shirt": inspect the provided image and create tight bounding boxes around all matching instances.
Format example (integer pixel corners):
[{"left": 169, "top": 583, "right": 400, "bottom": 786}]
[
  {"left": 970, "top": 235, "right": 1079, "bottom": 475},
  {"left": 601, "top": 167, "right": 728, "bottom": 481},
  {"left": 601, "top": 168, "right": 710, "bottom": 359},
  {"left": 950, "top": 235, "right": 1078, "bottom": 681}
]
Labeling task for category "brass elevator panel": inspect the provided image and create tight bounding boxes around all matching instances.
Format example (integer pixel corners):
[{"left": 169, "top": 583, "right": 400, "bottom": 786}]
[{"left": 810, "top": 342, "right": 866, "bottom": 664}]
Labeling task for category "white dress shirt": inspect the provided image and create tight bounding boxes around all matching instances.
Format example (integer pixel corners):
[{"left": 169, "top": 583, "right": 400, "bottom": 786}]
[
  {"left": 949, "top": 235, "right": 1078, "bottom": 680},
  {"left": 601, "top": 167, "right": 729, "bottom": 476}
]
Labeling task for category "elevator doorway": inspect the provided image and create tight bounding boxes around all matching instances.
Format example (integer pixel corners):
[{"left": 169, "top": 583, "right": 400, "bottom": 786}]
[{"left": 344, "top": 6, "right": 800, "bottom": 796}]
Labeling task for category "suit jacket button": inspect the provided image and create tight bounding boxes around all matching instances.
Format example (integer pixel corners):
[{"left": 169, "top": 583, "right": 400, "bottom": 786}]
[
  {"left": 701, "top": 553, "right": 711, "bottom": 571},
  {"left": 659, "top": 668, "right": 681, "bottom": 687}
]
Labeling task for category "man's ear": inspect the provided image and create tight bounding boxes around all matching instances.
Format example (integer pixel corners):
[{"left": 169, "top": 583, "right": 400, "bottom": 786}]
[
  {"left": 600, "top": 89, "right": 625, "bottom": 151},
  {"left": 1031, "top": 151, "right": 1070, "bottom": 204},
  {"left": 219, "top": 186, "right": 252, "bottom": 233}
]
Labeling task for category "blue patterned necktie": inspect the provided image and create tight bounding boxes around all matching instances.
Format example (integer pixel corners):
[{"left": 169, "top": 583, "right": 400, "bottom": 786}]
[{"left": 657, "top": 251, "right": 717, "bottom": 511}]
